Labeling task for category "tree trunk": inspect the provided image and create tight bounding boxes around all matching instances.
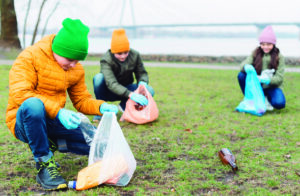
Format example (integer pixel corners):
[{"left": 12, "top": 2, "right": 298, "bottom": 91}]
[{"left": 0, "top": 0, "right": 21, "bottom": 49}]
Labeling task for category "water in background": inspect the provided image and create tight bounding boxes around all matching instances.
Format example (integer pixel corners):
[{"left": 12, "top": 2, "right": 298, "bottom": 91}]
[
  {"left": 88, "top": 37, "right": 300, "bottom": 57},
  {"left": 22, "top": 35, "right": 300, "bottom": 57}
]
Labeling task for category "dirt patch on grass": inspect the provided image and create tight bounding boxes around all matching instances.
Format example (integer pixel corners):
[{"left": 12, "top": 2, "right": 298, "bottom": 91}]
[
  {"left": 145, "top": 143, "right": 169, "bottom": 154},
  {"left": 119, "top": 190, "right": 135, "bottom": 196},
  {"left": 216, "top": 171, "right": 237, "bottom": 183},
  {"left": 6, "top": 171, "right": 32, "bottom": 179},
  {"left": 191, "top": 188, "right": 220, "bottom": 195},
  {"left": 178, "top": 154, "right": 202, "bottom": 161}
]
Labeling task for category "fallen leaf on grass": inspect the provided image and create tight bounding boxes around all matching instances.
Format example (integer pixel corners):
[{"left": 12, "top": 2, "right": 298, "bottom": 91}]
[
  {"left": 184, "top": 128, "right": 192, "bottom": 133},
  {"left": 296, "top": 171, "right": 300, "bottom": 177}
]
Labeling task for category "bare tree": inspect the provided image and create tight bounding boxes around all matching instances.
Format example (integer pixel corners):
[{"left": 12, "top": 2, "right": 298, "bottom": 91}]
[
  {"left": 41, "top": 1, "right": 59, "bottom": 37},
  {"left": 23, "top": 0, "right": 32, "bottom": 48},
  {"left": 31, "top": 0, "right": 47, "bottom": 45},
  {"left": 0, "top": 0, "right": 21, "bottom": 49}
]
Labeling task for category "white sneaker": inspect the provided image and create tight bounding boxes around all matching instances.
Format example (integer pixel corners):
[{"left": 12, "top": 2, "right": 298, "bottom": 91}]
[
  {"left": 265, "top": 96, "right": 274, "bottom": 111},
  {"left": 118, "top": 104, "right": 124, "bottom": 113}
]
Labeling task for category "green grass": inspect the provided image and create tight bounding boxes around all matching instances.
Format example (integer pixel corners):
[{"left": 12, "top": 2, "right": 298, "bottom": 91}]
[{"left": 0, "top": 65, "right": 299, "bottom": 195}]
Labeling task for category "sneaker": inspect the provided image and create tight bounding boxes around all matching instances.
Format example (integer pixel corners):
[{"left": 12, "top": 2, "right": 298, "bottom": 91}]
[
  {"left": 265, "top": 96, "right": 274, "bottom": 111},
  {"left": 36, "top": 157, "right": 67, "bottom": 190},
  {"left": 36, "top": 161, "right": 61, "bottom": 171},
  {"left": 118, "top": 104, "right": 125, "bottom": 113},
  {"left": 93, "top": 115, "right": 102, "bottom": 123}
]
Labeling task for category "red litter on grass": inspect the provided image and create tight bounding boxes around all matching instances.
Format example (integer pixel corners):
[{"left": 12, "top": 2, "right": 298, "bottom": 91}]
[{"left": 184, "top": 128, "right": 192, "bottom": 133}]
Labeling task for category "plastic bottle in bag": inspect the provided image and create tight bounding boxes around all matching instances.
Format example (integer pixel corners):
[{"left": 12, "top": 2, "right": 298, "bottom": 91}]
[
  {"left": 77, "top": 113, "right": 97, "bottom": 146},
  {"left": 218, "top": 148, "right": 238, "bottom": 172},
  {"left": 68, "top": 181, "right": 77, "bottom": 189}
]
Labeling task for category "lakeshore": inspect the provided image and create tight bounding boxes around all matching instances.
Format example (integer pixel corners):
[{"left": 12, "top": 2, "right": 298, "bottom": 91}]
[{"left": 89, "top": 53, "right": 300, "bottom": 66}]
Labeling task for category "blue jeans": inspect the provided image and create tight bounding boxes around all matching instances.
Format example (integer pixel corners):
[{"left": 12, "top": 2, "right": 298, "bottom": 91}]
[
  {"left": 14, "top": 97, "right": 90, "bottom": 163},
  {"left": 237, "top": 71, "right": 286, "bottom": 109},
  {"left": 93, "top": 73, "right": 155, "bottom": 110}
]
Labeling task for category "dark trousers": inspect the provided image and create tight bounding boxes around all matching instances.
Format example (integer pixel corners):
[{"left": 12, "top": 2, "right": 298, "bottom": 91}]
[
  {"left": 93, "top": 73, "right": 154, "bottom": 110},
  {"left": 14, "top": 97, "right": 90, "bottom": 162}
]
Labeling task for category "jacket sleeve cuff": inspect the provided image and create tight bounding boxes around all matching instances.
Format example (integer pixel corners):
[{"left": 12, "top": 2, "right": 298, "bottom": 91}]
[{"left": 125, "top": 90, "right": 131, "bottom": 98}]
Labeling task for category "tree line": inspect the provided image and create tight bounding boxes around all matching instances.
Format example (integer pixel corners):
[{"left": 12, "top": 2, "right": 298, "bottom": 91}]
[{"left": 0, "top": 0, "right": 59, "bottom": 49}]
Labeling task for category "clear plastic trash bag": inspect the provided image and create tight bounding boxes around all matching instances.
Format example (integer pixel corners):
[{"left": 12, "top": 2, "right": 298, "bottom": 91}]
[
  {"left": 75, "top": 112, "right": 136, "bottom": 190},
  {"left": 77, "top": 113, "right": 97, "bottom": 146}
]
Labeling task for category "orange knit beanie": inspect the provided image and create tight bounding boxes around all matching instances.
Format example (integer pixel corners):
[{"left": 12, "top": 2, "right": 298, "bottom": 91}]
[{"left": 111, "top": 29, "right": 130, "bottom": 54}]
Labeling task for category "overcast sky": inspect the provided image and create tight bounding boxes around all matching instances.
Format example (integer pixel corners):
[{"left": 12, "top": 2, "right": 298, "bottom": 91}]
[{"left": 15, "top": 0, "right": 300, "bottom": 32}]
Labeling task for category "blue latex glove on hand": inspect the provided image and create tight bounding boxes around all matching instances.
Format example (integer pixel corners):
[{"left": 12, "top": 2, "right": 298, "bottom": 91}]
[
  {"left": 138, "top": 81, "right": 148, "bottom": 88},
  {"left": 258, "top": 76, "right": 271, "bottom": 85},
  {"left": 100, "top": 103, "right": 118, "bottom": 114},
  {"left": 258, "top": 69, "right": 274, "bottom": 85},
  {"left": 57, "top": 109, "right": 81, "bottom": 130},
  {"left": 130, "top": 93, "right": 148, "bottom": 106},
  {"left": 139, "top": 81, "right": 155, "bottom": 96},
  {"left": 260, "top": 78, "right": 271, "bottom": 85},
  {"left": 244, "top": 64, "right": 255, "bottom": 73},
  {"left": 261, "top": 69, "right": 275, "bottom": 78}
]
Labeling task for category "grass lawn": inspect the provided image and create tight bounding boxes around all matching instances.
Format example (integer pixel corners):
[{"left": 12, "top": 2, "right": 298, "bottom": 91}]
[{"left": 0, "top": 65, "right": 299, "bottom": 195}]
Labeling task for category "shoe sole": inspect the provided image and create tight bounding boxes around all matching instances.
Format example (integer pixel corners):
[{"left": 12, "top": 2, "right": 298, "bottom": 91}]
[{"left": 36, "top": 175, "right": 67, "bottom": 190}]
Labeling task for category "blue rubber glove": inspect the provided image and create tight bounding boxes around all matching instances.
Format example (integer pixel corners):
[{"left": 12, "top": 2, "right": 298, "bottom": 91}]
[
  {"left": 138, "top": 81, "right": 148, "bottom": 88},
  {"left": 258, "top": 69, "right": 274, "bottom": 85},
  {"left": 100, "top": 103, "right": 118, "bottom": 114},
  {"left": 244, "top": 64, "right": 255, "bottom": 73},
  {"left": 130, "top": 93, "right": 148, "bottom": 106},
  {"left": 139, "top": 81, "right": 155, "bottom": 96},
  {"left": 259, "top": 76, "right": 271, "bottom": 85},
  {"left": 56, "top": 109, "right": 81, "bottom": 130}
]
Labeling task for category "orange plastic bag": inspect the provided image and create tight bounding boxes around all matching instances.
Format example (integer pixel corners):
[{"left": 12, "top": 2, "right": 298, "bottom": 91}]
[
  {"left": 120, "top": 85, "right": 159, "bottom": 124},
  {"left": 76, "top": 155, "right": 129, "bottom": 190}
]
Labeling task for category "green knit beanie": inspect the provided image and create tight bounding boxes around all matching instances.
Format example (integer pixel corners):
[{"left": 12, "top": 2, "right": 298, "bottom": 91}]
[{"left": 52, "top": 18, "right": 89, "bottom": 60}]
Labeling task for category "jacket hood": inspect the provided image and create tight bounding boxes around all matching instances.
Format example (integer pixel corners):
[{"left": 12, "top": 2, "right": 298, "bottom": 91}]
[{"left": 34, "top": 34, "right": 56, "bottom": 60}]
